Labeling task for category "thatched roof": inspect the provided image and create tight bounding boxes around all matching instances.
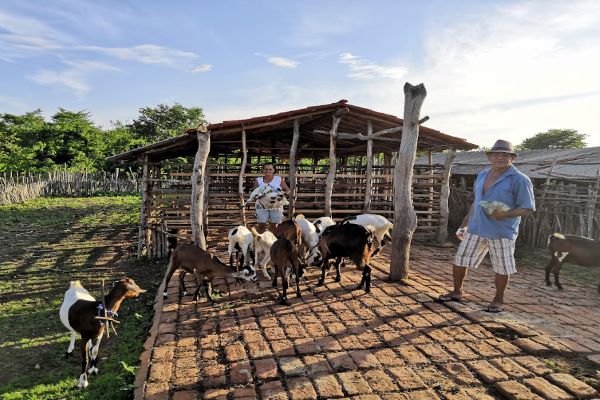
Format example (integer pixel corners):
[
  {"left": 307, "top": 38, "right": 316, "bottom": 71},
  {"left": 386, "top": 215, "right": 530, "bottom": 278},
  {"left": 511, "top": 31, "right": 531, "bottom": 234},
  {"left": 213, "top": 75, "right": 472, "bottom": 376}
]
[
  {"left": 108, "top": 100, "right": 477, "bottom": 163},
  {"left": 416, "top": 147, "right": 600, "bottom": 180}
]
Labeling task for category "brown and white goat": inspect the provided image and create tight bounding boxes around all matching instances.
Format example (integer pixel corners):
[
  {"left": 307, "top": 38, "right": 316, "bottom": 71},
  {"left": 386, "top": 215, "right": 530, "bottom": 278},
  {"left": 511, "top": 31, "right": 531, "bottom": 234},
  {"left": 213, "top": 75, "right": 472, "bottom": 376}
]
[
  {"left": 545, "top": 233, "right": 600, "bottom": 292},
  {"left": 316, "top": 223, "right": 377, "bottom": 292},
  {"left": 270, "top": 237, "right": 304, "bottom": 305},
  {"left": 165, "top": 243, "right": 257, "bottom": 303},
  {"left": 59, "top": 278, "right": 146, "bottom": 388}
]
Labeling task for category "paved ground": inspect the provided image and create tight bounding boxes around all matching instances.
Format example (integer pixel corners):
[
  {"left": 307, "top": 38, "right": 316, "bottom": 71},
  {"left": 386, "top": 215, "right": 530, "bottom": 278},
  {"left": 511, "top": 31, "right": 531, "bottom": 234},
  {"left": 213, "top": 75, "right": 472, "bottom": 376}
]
[{"left": 137, "top": 239, "right": 600, "bottom": 400}]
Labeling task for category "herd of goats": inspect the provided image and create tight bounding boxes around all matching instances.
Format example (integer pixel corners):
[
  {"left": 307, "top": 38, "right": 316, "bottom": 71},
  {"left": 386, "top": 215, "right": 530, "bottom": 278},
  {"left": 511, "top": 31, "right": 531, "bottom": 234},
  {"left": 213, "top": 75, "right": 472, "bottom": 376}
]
[{"left": 57, "top": 184, "right": 599, "bottom": 389}]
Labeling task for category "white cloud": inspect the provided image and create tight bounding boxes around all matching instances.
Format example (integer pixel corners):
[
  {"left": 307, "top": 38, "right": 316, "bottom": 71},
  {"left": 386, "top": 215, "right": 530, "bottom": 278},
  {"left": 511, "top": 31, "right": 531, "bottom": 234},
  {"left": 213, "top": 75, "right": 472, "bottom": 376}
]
[
  {"left": 267, "top": 56, "right": 299, "bottom": 69},
  {"left": 191, "top": 64, "right": 212, "bottom": 73},
  {"left": 80, "top": 44, "right": 199, "bottom": 67},
  {"left": 339, "top": 53, "right": 408, "bottom": 80},
  {"left": 28, "top": 59, "right": 118, "bottom": 97}
]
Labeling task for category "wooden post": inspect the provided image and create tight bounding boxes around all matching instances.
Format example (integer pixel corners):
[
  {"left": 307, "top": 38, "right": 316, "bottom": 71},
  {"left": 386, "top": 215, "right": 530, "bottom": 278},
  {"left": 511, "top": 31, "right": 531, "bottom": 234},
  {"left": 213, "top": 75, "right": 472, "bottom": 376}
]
[
  {"left": 586, "top": 168, "right": 600, "bottom": 238},
  {"left": 191, "top": 127, "right": 210, "bottom": 250},
  {"left": 138, "top": 155, "right": 150, "bottom": 258},
  {"left": 238, "top": 128, "right": 248, "bottom": 225},
  {"left": 288, "top": 119, "right": 300, "bottom": 218},
  {"left": 390, "top": 83, "right": 427, "bottom": 281},
  {"left": 437, "top": 148, "right": 456, "bottom": 243},
  {"left": 364, "top": 120, "right": 374, "bottom": 212},
  {"left": 325, "top": 112, "right": 343, "bottom": 217},
  {"left": 203, "top": 165, "right": 210, "bottom": 240}
]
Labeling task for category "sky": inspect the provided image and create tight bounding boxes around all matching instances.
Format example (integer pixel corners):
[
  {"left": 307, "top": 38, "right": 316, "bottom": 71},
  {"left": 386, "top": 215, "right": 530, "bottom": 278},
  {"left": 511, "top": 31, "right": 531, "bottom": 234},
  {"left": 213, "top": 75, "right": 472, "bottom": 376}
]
[{"left": 1, "top": 0, "right": 599, "bottom": 149}]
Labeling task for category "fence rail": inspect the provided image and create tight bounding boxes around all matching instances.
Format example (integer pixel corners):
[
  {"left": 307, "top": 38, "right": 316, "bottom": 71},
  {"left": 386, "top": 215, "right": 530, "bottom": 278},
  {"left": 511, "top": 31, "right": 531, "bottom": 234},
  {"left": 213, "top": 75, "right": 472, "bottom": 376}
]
[{"left": 0, "top": 169, "right": 140, "bottom": 205}]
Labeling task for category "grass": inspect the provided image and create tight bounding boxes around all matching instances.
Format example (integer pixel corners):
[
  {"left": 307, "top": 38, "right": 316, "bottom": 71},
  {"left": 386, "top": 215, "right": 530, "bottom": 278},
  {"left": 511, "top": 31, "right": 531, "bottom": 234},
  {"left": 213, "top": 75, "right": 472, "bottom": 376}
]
[{"left": 0, "top": 196, "right": 167, "bottom": 400}]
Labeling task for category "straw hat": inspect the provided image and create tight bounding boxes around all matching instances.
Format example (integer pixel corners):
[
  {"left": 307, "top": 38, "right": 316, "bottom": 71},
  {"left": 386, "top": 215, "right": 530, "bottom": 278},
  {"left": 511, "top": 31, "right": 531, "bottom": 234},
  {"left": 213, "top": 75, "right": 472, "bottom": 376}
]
[{"left": 486, "top": 139, "right": 517, "bottom": 155}]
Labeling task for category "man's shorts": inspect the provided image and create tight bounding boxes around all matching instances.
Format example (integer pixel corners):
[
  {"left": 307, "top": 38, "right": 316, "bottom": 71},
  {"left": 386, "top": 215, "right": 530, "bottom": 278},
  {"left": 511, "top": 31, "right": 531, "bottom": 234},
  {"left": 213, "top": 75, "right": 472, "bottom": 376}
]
[
  {"left": 454, "top": 233, "right": 517, "bottom": 275},
  {"left": 256, "top": 208, "right": 284, "bottom": 224}
]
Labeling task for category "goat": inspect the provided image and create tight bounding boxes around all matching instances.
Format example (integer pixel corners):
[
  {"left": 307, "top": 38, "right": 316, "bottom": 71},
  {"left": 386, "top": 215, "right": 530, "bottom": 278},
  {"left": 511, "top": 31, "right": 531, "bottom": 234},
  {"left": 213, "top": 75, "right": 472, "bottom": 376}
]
[
  {"left": 59, "top": 278, "right": 146, "bottom": 389},
  {"left": 313, "top": 216, "right": 336, "bottom": 236},
  {"left": 545, "top": 233, "right": 600, "bottom": 293},
  {"left": 251, "top": 227, "right": 277, "bottom": 279},
  {"left": 316, "top": 223, "right": 377, "bottom": 292},
  {"left": 227, "top": 225, "right": 255, "bottom": 269},
  {"left": 295, "top": 215, "right": 322, "bottom": 266},
  {"left": 343, "top": 213, "right": 393, "bottom": 256},
  {"left": 270, "top": 237, "right": 304, "bottom": 305},
  {"left": 243, "top": 185, "right": 289, "bottom": 209},
  {"left": 164, "top": 243, "right": 257, "bottom": 301}
]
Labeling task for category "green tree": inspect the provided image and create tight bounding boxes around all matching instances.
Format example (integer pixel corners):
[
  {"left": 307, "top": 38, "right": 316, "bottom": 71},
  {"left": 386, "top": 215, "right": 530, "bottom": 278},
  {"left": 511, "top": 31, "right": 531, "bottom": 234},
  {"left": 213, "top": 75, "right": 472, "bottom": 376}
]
[
  {"left": 516, "top": 129, "right": 587, "bottom": 151},
  {"left": 130, "top": 103, "right": 206, "bottom": 143}
]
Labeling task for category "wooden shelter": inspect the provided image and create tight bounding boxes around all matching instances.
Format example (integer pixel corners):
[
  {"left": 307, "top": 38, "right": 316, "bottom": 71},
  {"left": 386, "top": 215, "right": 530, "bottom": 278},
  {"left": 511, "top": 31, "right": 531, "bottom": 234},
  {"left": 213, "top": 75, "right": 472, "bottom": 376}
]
[{"left": 108, "top": 99, "right": 477, "bottom": 261}]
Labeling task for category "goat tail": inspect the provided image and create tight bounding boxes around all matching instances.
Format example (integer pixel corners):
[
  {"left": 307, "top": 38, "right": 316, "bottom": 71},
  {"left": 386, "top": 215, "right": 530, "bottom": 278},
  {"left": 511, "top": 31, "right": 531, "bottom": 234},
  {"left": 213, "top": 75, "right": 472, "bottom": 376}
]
[
  {"left": 69, "top": 280, "right": 84, "bottom": 289},
  {"left": 250, "top": 226, "right": 260, "bottom": 238}
]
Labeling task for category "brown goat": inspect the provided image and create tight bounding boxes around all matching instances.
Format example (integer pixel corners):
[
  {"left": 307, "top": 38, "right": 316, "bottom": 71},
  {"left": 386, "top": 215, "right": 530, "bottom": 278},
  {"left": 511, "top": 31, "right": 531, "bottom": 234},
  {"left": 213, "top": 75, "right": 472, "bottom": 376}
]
[
  {"left": 274, "top": 220, "right": 304, "bottom": 256},
  {"left": 545, "top": 233, "right": 600, "bottom": 292},
  {"left": 317, "top": 223, "right": 377, "bottom": 292},
  {"left": 59, "top": 278, "right": 146, "bottom": 388},
  {"left": 270, "top": 237, "right": 304, "bottom": 305},
  {"left": 165, "top": 243, "right": 256, "bottom": 303}
]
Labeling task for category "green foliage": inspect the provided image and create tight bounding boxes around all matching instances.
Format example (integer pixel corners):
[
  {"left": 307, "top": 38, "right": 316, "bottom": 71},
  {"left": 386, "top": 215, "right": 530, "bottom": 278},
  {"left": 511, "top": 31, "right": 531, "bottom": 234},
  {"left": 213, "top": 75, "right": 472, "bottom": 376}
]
[
  {"left": 516, "top": 129, "right": 587, "bottom": 151},
  {"left": 0, "top": 103, "right": 205, "bottom": 173},
  {"left": 130, "top": 103, "right": 206, "bottom": 142}
]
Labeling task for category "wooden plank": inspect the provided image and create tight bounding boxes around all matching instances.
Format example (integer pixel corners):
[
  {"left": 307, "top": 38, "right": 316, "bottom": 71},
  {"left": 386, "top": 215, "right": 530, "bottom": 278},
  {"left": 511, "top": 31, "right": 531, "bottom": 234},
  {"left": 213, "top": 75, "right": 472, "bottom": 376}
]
[
  {"left": 437, "top": 148, "right": 455, "bottom": 243},
  {"left": 288, "top": 118, "right": 300, "bottom": 218},
  {"left": 325, "top": 115, "right": 341, "bottom": 216},
  {"left": 190, "top": 129, "right": 210, "bottom": 249},
  {"left": 238, "top": 128, "right": 247, "bottom": 224}
]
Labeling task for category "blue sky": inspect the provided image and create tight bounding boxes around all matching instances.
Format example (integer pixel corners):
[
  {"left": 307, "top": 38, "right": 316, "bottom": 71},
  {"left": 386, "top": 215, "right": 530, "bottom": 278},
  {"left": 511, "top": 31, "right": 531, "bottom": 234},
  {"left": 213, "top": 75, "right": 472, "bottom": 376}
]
[{"left": 1, "top": 0, "right": 600, "bottom": 148}]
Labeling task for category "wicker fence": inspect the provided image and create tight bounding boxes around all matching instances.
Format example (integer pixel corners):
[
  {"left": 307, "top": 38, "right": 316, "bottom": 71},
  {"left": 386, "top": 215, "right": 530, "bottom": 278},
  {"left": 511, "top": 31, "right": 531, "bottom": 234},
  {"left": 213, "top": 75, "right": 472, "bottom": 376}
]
[{"left": 0, "top": 169, "right": 140, "bottom": 205}]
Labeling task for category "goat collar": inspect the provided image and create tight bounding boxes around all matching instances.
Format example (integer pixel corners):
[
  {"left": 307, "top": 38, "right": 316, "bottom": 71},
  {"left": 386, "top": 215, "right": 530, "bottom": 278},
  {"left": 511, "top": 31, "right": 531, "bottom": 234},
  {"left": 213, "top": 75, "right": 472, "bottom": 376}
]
[{"left": 97, "top": 303, "right": 118, "bottom": 318}]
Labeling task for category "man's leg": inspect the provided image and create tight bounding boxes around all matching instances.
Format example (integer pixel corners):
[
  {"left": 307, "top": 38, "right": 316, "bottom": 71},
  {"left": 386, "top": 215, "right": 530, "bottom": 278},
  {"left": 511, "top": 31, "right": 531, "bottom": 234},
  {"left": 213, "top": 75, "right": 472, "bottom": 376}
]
[
  {"left": 449, "top": 265, "right": 468, "bottom": 299},
  {"left": 490, "top": 273, "right": 509, "bottom": 309},
  {"left": 440, "top": 233, "right": 488, "bottom": 301}
]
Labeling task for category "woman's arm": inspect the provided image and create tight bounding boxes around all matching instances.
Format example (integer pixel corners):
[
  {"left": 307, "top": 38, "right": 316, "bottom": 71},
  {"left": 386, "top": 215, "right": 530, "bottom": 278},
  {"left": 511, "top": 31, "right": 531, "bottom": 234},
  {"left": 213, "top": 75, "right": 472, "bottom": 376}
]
[{"left": 280, "top": 179, "right": 291, "bottom": 195}]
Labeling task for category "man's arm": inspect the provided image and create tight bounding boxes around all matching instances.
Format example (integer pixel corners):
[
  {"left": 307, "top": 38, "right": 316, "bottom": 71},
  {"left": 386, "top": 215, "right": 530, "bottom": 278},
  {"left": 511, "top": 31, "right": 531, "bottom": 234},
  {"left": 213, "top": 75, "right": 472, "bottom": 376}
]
[
  {"left": 491, "top": 208, "right": 532, "bottom": 220},
  {"left": 460, "top": 203, "right": 474, "bottom": 228}
]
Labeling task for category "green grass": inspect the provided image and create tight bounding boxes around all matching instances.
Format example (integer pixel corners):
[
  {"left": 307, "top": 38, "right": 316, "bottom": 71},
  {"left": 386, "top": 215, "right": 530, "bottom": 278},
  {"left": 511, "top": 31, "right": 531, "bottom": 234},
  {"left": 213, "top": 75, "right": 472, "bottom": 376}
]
[{"left": 0, "top": 196, "right": 167, "bottom": 400}]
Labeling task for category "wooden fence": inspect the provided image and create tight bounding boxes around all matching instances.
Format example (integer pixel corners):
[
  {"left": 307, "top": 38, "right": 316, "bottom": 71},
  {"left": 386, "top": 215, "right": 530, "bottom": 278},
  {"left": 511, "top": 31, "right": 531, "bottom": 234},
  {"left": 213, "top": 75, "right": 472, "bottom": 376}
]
[
  {"left": 448, "top": 175, "right": 600, "bottom": 248},
  {"left": 0, "top": 169, "right": 140, "bottom": 205}
]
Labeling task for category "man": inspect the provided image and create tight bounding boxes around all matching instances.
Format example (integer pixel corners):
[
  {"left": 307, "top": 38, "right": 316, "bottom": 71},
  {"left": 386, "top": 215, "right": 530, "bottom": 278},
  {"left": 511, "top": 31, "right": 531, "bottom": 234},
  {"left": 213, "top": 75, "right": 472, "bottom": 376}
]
[
  {"left": 252, "top": 163, "right": 290, "bottom": 232},
  {"left": 438, "top": 139, "right": 535, "bottom": 312}
]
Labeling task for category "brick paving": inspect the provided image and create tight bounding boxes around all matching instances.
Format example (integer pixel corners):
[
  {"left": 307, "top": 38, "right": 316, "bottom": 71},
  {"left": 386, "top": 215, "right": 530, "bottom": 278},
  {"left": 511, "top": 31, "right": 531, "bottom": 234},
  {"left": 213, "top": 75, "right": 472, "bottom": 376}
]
[{"left": 136, "top": 240, "right": 600, "bottom": 400}]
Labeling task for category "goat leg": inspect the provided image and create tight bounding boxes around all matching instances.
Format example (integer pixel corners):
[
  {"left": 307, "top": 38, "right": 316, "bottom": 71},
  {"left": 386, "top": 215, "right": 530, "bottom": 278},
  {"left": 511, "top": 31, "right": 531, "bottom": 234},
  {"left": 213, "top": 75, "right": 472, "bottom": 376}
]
[
  {"left": 316, "top": 261, "right": 327, "bottom": 286},
  {"left": 78, "top": 338, "right": 90, "bottom": 389},
  {"left": 87, "top": 334, "right": 102, "bottom": 375},
  {"left": 163, "top": 262, "right": 176, "bottom": 298},
  {"left": 364, "top": 265, "right": 372, "bottom": 293},
  {"left": 545, "top": 258, "right": 556, "bottom": 287},
  {"left": 552, "top": 262, "right": 564, "bottom": 290},
  {"left": 279, "top": 272, "right": 290, "bottom": 305},
  {"left": 205, "top": 282, "right": 215, "bottom": 305},
  {"left": 179, "top": 270, "right": 188, "bottom": 296},
  {"left": 334, "top": 257, "right": 342, "bottom": 282}
]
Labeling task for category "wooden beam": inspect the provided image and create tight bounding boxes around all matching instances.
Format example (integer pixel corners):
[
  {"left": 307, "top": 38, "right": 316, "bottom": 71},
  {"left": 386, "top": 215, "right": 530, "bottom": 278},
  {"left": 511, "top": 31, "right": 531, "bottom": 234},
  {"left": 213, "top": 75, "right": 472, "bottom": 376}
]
[
  {"left": 190, "top": 129, "right": 211, "bottom": 249},
  {"left": 390, "top": 83, "right": 427, "bottom": 282},
  {"left": 238, "top": 128, "right": 248, "bottom": 225},
  {"left": 288, "top": 119, "right": 300, "bottom": 218},
  {"left": 364, "top": 120, "right": 373, "bottom": 212},
  {"left": 325, "top": 115, "right": 342, "bottom": 216},
  {"left": 138, "top": 155, "right": 150, "bottom": 258},
  {"left": 437, "top": 148, "right": 456, "bottom": 243}
]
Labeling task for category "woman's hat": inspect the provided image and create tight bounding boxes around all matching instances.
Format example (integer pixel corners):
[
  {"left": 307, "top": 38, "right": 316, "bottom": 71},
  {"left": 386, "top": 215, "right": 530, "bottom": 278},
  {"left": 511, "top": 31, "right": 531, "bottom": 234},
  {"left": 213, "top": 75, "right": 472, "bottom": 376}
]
[{"left": 486, "top": 139, "right": 517, "bottom": 155}]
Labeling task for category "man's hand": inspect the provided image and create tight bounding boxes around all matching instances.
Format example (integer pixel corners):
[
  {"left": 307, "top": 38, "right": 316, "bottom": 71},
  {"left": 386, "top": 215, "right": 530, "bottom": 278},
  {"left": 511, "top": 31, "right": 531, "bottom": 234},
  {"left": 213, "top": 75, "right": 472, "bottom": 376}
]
[
  {"left": 456, "top": 226, "right": 467, "bottom": 241},
  {"left": 490, "top": 209, "right": 509, "bottom": 220}
]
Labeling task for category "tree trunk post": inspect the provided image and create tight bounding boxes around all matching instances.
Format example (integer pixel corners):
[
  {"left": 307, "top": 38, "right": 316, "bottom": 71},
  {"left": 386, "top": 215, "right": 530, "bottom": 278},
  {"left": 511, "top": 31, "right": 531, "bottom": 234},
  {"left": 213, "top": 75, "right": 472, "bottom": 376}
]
[
  {"left": 390, "top": 83, "right": 427, "bottom": 281},
  {"left": 191, "top": 127, "right": 210, "bottom": 250},
  {"left": 364, "top": 120, "right": 374, "bottom": 212},
  {"left": 325, "top": 114, "right": 342, "bottom": 217},
  {"left": 238, "top": 128, "right": 248, "bottom": 225},
  {"left": 437, "top": 148, "right": 456, "bottom": 243},
  {"left": 288, "top": 119, "right": 300, "bottom": 218}
]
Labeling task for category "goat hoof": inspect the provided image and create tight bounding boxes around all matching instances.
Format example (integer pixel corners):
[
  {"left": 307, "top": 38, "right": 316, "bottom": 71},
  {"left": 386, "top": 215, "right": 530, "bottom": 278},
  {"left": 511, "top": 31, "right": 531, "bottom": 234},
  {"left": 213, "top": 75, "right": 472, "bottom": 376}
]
[
  {"left": 316, "top": 280, "right": 324, "bottom": 287},
  {"left": 557, "top": 285, "right": 564, "bottom": 290},
  {"left": 364, "top": 288, "right": 371, "bottom": 293},
  {"left": 545, "top": 281, "right": 552, "bottom": 287},
  {"left": 162, "top": 292, "right": 168, "bottom": 298},
  {"left": 334, "top": 277, "right": 341, "bottom": 283},
  {"left": 354, "top": 284, "right": 364, "bottom": 291}
]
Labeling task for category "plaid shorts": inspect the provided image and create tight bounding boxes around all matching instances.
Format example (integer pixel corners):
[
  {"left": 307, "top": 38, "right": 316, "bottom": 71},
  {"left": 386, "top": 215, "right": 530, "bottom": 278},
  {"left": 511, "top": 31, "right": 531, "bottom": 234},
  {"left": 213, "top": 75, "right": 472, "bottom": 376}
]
[{"left": 454, "top": 233, "right": 517, "bottom": 275}]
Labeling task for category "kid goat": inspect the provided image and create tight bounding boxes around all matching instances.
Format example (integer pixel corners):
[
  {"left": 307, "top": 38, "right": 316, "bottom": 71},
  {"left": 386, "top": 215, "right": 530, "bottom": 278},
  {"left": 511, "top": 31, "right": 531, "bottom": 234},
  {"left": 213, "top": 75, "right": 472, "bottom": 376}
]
[
  {"left": 59, "top": 278, "right": 146, "bottom": 389},
  {"left": 545, "top": 233, "right": 600, "bottom": 292},
  {"left": 343, "top": 213, "right": 393, "bottom": 256},
  {"left": 228, "top": 225, "right": 255, "bottom": 269},
  {"left": 164, "top": 243, "right": 257, "bottom": 302}
]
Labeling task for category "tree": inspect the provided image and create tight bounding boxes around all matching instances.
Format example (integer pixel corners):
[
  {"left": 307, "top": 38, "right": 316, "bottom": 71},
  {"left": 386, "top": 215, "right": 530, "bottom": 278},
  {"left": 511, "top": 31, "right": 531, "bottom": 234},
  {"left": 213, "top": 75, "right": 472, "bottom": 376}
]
[
  {"left": 130, "top": 103, "right": 206, "bottom": 143},
  {"left": 516, "top": 129, "right": 587, "bottom": 151}
]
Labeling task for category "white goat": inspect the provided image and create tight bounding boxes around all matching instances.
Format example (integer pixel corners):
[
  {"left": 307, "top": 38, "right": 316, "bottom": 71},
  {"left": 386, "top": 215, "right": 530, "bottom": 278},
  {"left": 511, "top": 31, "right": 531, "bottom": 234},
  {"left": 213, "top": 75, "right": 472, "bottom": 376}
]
[
  {"left": 227, "top": 225, "right": 255, "bottom": 269},
  {"left": 344, "top": 214, "right": 393, "bottom": 256},
  {"left": 251, "top": 227, "right": 277, "bottom": 279},
  {"left": 312, "top": 216, "right": 336, "bottom": 237},
  {"left": 295, "top": 215, "right": 322, "bottom": 266},
  {"left": 243, "top": 185, "right": 288, "bottom": 209}
]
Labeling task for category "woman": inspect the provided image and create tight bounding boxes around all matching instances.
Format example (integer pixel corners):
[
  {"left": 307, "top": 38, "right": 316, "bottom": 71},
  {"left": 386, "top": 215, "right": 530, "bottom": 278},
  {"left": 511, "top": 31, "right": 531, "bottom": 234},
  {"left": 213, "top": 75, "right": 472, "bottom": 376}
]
[{"left": 252, "top": 163, "right": 290, "bottom": 232}]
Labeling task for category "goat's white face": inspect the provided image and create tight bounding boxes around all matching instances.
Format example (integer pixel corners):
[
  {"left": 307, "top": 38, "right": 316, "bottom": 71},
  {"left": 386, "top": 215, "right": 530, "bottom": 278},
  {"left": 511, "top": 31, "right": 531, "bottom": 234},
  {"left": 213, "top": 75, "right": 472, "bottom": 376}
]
[
  {"left": 232, "top": 264, "right": 257, "bottom": 282},
  {"left": 306, "top": 247, "right": 322, "bottom": 266}
]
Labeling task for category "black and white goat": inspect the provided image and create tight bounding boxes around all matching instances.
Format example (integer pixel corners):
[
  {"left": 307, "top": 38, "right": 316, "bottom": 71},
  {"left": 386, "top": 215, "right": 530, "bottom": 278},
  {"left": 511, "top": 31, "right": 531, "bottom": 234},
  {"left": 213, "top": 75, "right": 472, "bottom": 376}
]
[
  {"left": 545, "top": 233, "right": 600, "bottom": 292},
  {"left": 243, "top": 185, "right": 289, "bottom": 209},
  {"left": 227, "top": 225, "right": 255, "bottom": 269},
  {"left": 313, "top": 216, "right": 336, "bottom": 236},
  {"left": 295, "top": 215, "right": 322, "bottom": 266},
  {"left": 316, "top": 223, "right": 377, "bottom": 292},
  {"left": 59, "top": 278, "right": 146, "bottom": 388},
  {"left": 343, "top": 213, "right": 393, "bottom": 256}
]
